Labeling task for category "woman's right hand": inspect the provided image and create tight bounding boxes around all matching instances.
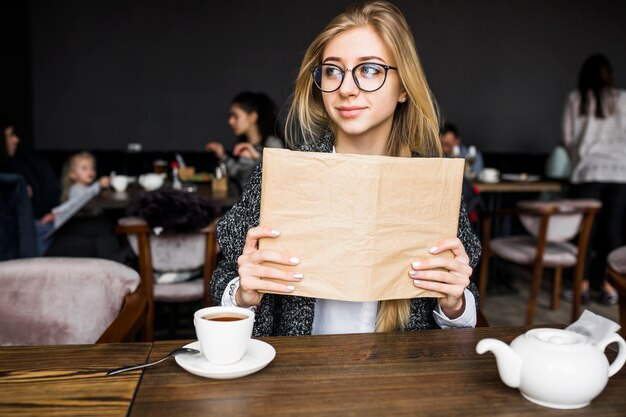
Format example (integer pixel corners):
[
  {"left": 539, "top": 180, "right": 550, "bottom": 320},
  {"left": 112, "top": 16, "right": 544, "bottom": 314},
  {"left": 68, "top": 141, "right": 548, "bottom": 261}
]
[
  {"left": 205, "top": 142, "right": 226, "bottom": 160},
  {"left": 236, "top": 226, "right": 303, "bottom": 307}
]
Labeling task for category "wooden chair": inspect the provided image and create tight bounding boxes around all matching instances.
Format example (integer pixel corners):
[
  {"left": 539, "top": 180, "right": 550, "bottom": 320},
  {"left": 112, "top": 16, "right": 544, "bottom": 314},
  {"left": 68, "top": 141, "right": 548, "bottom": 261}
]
[
  {"left": 607, "top": 246, "right": 626, "bottom": 339},
  {"left": 479, "top": 199, "right": 601, "bottom": 325},
  {"left": 0, "top": 258, "right": 148, "bottom": 345},
  {"left": 476, "top": 309, "right": 490, "bottom": 327},
  {"left": 116, "top": 217, "right": 218, "bottom": 341}
]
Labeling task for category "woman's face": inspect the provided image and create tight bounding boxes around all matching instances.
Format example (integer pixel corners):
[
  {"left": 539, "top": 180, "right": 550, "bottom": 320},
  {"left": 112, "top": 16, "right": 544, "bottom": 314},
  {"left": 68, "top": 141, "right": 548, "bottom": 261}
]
[
  {"left": 5, "top": 126, "right": 19, "bottom": 157},
  {"left": 228, "top": 104, "right": 258, "bottom": 137},
  {"left": 321, "top": 26, "right": 405, "bottom": 150},
  {"left": 70, "top": 158, "right": 96, "bottom": 185}
]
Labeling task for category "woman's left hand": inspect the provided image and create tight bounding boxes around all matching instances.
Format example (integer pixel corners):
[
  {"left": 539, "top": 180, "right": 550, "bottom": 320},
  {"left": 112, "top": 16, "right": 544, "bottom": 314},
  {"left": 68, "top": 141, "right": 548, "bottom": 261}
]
[
  {"left": 409, "top": 237, "right": 472, "bottom": 319},
  {"left": 233, "top": 143, "right": 260, "bottom": 160}
]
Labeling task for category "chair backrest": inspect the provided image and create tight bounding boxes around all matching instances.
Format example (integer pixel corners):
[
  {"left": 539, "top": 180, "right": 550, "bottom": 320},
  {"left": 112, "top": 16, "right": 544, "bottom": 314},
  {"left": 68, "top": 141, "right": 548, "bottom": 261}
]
[
  {"left": 517, "top": 199, "right": 602, "bottom": 242},
  {"left": 0, "top": 257, "right": 145, "bottom": 345},
  {"left": 119, "top": 217, "right": 206, "bottom": 271}
]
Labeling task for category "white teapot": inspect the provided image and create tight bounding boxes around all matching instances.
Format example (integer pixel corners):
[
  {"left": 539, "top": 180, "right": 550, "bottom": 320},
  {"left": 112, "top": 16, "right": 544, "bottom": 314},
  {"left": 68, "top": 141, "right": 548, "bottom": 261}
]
[
  {"left": 476, "top": 328, "right": 626, "bottom": 409},
  {"left": 138, "top": 173, "right": 164, "bottom": 191}
]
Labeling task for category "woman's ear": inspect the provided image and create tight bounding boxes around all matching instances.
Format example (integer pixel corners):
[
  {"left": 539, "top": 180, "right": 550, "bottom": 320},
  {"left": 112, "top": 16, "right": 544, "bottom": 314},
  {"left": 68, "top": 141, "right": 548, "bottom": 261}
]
[
  {"left": 398, "top": 93, "right": 408, "bottom": 103},
  {"left": 68, "top": 170, "right": 78, "bottom": 181},
  {"left": 249, "top": 111, "right": 259, "bottom": 124}
]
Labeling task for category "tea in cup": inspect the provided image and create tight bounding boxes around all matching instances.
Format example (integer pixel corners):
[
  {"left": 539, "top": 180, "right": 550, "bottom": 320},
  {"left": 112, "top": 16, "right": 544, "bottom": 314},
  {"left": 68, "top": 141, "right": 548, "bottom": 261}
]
[
  {"left": 111, "top": 175, "right": 129, "bottom": 192},
  {"left": 194, "top": 306, "right": 254, "bottom": 365}
]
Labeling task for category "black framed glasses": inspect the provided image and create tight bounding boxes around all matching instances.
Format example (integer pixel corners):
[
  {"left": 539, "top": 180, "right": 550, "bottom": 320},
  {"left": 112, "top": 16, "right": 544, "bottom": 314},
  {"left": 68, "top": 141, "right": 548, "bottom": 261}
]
[{"left": 310, "top": 62, "right": 398, "bottom": 93}]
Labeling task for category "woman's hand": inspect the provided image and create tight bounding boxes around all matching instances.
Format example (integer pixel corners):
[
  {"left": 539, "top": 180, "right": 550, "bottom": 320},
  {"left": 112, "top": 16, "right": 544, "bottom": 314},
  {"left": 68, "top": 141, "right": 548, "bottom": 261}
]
[
  {"left": 233, "top": 143, "right": 260, "bottom": 160},
  {"left": 409, "top": 237, "right": 472, "bottom": 319},
  {"left": 205, "top": 142, "right": 226, "bottom": 160},
  {"left": 236, "top": 226, "right": 303, "bottom": 307}
]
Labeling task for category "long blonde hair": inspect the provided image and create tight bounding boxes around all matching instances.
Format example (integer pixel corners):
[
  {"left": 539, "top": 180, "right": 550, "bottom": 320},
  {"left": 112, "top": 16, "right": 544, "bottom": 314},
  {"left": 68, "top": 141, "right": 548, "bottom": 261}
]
[
  {"left": 285, "top": 1, "right": 441, "bottom": 332},
  {"left": 61, "top": 151, "right": 96, "bottom": 202}
]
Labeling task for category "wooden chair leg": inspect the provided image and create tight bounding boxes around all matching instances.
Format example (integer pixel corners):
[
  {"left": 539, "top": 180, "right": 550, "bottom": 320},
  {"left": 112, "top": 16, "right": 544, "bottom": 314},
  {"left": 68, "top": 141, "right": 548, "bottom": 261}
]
[
  {"left": 551, "top": 267, "right": 562, "bottom": 311},
  {"left": 478, "top": 214, "right": 493, "bottom": 305},
  {"left": 526, "top": 263, "right": 544, "bottom": 325}
]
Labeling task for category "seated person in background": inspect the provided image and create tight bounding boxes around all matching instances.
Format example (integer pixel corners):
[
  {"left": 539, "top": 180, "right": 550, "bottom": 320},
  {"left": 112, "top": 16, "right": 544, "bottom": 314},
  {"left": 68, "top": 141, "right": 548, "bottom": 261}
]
[
  {"left": 440, "top": 123, "right": 484, "bottom": 175},
  {"left": 1, "top": 115, "right": 56, "bottom": 255},
  {"left": 61, "top": 151, "right": 110, "bottom": 201},
  {"left": 205, "top": 92, "right": 283, "bottom": 191}
]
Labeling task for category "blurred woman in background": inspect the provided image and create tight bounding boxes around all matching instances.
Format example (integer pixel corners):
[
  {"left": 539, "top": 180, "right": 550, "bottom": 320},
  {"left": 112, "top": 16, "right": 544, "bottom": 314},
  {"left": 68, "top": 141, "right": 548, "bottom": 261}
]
[
  {"left": 205, "top": 92, "right": 283, "bottom": 191},
  {"left": 563, "top": 54, "right": 626, "bottom": 305}
]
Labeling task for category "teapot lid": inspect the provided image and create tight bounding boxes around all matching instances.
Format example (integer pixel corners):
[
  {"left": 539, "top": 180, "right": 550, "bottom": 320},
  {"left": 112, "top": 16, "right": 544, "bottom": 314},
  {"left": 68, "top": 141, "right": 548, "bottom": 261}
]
[{"left": 525, "top": 328, "right": 588, "bottom": 350}]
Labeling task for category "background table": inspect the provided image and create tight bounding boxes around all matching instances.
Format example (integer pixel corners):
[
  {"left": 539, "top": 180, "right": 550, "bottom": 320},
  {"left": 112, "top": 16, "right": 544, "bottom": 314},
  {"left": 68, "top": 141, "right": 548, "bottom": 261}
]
[
  {"left": 472, "top": 180, "right": 562, "bottom": 194},
  {"left": 129, "top": 327, "right": 625, "bottom": 416}
]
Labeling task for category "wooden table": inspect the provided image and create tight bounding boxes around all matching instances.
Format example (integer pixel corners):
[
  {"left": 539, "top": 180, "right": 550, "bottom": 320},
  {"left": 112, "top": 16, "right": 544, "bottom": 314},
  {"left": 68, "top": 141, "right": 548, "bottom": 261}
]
[
  {"left": 0, "top": 343, "right": 151, "bottom": 417},
  {"left": 129, "top": 327, "right": 625, "bottom": 416},
  {"left": 85, "top": 183, "right": 240, "bottom": 215},
  {"left": 472, "top": 180, "right": 562, "bottom": 194},
  {"left": 2, "top": 327, "right": 624, "bottom": 416}
]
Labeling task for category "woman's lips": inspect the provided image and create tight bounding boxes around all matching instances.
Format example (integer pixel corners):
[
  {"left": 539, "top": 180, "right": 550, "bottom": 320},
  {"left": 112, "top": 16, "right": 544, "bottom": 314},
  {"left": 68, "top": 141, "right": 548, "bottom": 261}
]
[{"left": 336, "top": 106, "right": 366, "bottom": 118}]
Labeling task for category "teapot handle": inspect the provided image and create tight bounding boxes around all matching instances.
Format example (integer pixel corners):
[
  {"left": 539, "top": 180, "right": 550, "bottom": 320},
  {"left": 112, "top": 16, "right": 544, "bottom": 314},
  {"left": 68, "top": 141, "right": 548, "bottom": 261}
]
[{"left": 597, "top": 333, "right": 626, "bottom": 377}]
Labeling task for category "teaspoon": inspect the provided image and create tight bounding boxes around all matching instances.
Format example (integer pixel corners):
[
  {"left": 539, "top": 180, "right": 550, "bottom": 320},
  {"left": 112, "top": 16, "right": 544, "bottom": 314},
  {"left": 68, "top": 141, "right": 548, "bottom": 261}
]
[{"left": 107, "top": 347, "right": 200, "bottom": 376}]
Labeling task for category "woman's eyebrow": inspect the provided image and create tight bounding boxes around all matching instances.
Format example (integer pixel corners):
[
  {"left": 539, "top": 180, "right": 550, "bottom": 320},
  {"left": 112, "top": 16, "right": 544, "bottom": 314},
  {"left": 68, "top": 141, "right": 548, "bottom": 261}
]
[{"left": 322, "top": 55, "right": 387, "bottom": 64}]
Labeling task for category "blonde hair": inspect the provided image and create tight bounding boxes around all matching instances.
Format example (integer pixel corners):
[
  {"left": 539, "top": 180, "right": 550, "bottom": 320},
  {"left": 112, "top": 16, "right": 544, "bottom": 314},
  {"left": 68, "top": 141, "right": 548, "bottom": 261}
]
[
  {"left": 285, "top": 1, "right": 441, "bottom": 332},
  {"left": 61, "top": 151, "right": 96, "bottom": 202}
]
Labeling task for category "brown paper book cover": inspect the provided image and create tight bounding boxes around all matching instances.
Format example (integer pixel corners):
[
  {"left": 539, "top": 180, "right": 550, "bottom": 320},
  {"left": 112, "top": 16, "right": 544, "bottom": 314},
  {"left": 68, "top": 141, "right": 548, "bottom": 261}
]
[{"left": 259, "top": 148, "right": 464, "bottom": 302}]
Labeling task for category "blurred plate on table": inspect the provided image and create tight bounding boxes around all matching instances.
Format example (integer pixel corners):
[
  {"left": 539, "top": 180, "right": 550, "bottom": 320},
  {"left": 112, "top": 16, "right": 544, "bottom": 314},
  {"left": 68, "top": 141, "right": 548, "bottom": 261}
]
[{"left": 501, "top": 173, "right": 541, "bottom": 182}]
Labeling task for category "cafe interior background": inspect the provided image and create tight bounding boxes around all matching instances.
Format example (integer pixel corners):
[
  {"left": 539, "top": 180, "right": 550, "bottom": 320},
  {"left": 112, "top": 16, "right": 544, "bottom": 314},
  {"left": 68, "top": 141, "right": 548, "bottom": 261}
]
[{"left": 1, "top": 0, "right": 626, "bottom": 339}]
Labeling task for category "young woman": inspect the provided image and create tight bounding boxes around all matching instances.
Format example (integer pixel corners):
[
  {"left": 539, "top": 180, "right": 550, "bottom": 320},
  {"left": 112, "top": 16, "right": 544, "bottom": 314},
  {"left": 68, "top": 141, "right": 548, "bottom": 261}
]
[
  {"left": 205, "top": 92, "right": 283, "bottom": 191},
  {"left": 563, "top": 54, "right": 626, "bottom": 305},
  {"left": 210, "top": 1, "right": 481, "bottom": 336}
]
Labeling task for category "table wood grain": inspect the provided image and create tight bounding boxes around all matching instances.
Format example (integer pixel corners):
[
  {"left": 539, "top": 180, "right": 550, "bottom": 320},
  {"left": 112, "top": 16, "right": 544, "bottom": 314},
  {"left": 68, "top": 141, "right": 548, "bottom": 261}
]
[
  {"left": 0, "top": 343, "right": 151, "bottom": 417},
  {"left": 129, "top": 327, "right": 626, "bottom": 417}
]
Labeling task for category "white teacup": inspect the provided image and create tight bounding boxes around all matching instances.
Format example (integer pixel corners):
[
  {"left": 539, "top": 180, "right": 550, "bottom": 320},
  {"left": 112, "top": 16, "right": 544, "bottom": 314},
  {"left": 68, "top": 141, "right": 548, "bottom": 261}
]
[
  {"left": 479, "top": 167, "right": 500, "bottom": 183},
  {"left": 138, "top": 173, "right": 164, "bottom": 191},
  {"left": 111, "top": 175, "right": 129, "bottom": 192},
  {"left": 194, "top": 306, "right": 254, "bottom": 365}
]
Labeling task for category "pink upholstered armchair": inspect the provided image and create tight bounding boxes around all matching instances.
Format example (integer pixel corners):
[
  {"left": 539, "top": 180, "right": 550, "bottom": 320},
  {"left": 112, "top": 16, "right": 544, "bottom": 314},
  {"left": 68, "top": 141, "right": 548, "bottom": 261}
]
[
  {"left": 0, "top": 258, "right": 148, "bottom": 345},
  {"left": 478, "top": 199, "right": 601, "bottom": 325}
]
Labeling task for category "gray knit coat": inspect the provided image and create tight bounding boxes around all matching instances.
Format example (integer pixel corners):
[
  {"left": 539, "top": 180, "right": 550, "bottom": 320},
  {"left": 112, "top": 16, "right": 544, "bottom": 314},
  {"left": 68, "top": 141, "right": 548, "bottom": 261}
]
[{"left": 210, "top": 133, "right": 482, "bottom": 336}]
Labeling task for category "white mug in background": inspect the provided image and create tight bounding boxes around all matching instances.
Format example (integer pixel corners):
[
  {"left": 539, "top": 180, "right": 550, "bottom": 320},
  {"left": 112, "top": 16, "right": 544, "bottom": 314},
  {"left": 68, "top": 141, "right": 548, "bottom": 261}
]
[
  {"left": 111, "top": 175, "right": 129, "bottom": 192},
  {"left": 478, "top": 167, "right": 500, "bottom": 183},
  {"left": 138, "top": 173, "right": 164, "bottom": 191},
  {"left": 194, "top": 306, "right": 254, "bottom": 365}
]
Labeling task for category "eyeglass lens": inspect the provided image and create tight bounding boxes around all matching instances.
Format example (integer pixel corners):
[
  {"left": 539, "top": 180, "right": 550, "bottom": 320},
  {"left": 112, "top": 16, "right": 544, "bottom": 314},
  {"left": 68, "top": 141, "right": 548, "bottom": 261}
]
[{"left": 312, "top": 63, "right": 390, "bottom": 92}]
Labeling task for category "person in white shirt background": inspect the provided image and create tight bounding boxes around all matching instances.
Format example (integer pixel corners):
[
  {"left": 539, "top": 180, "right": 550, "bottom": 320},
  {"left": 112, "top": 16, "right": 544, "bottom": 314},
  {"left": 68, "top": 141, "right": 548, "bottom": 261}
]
[
  {"left": 211, "top": 0, "right": 481, "bottom": 336},
  {"left": 563, "top": 53, "right": 626, "bottom": 305},
  {"left": 439, "top": 122, "right": 484, "bottom": 176}
]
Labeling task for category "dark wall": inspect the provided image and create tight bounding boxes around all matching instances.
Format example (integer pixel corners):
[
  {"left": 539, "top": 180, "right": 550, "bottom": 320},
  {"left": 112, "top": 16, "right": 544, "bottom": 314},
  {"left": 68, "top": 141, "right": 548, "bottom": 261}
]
[
  {"left": 1, "top": 2, "right": 33, "bottom": 149},
  {"left": 22, "top": 0, "right": 626, "bottom": 152}
]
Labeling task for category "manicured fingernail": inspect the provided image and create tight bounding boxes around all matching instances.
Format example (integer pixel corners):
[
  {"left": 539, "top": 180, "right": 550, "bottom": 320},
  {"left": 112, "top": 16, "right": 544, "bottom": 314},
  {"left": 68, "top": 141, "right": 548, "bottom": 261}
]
[
  {"left": 286, "top": 285, "right": 295, "bottom": 291},
  {"left": 409, "top": 270, "right": 419, "bottom": 277},
  {"left": 429, "top": 246, "right": 438, "bottom": 254},
  {"left": 271, "top": 229, "right": 281, "bottom": 236},
  {"left": 412, "top": 261, "right": 421, "bottom": 269},
  {"left": 293, "top": 273, "right": 304, "bottom": 279},
  {"left": 289, "top": 257, "right": 300, "bottom": 265},
  {"left": 413, "top": 279, "right": 422, "bottom": 286}
]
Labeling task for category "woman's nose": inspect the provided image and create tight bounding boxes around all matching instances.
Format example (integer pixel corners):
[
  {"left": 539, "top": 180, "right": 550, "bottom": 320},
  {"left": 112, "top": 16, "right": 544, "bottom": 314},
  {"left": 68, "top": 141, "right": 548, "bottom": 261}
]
[{"left": 338, "top": 71, "right": 359, "bottom": 96}]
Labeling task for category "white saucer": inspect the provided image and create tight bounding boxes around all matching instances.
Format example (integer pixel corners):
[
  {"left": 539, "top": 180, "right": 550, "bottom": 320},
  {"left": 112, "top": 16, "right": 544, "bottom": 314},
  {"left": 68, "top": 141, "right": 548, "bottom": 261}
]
[{"left": 175, "top": 340, "right": 275, "bottom": 379}]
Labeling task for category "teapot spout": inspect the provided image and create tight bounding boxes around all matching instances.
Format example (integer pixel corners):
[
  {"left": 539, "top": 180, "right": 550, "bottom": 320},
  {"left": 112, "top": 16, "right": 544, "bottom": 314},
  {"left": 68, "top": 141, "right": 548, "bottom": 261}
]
[{"left": 476, "top": 338, "right": 522, "bottom": 388}]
